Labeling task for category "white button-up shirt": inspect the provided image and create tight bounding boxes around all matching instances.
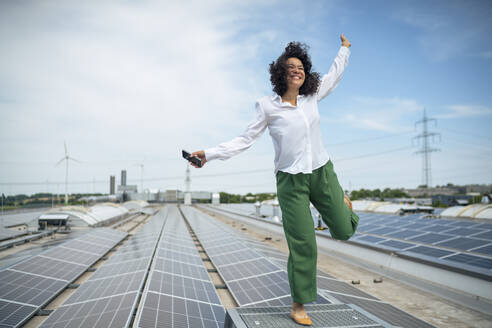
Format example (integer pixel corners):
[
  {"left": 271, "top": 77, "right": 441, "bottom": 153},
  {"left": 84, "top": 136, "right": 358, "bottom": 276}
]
[{"left": 205, "top": 46, "right": 350, "bottom": 174}]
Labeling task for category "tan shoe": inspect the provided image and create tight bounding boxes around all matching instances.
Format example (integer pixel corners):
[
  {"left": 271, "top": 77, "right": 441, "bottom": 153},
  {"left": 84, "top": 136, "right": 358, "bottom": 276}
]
[
  {"left": 290, "top": 311, "right": 312, "bottom": 326},
  {"left": 344, "top": 194, "right": 353, "bottom": 211}
]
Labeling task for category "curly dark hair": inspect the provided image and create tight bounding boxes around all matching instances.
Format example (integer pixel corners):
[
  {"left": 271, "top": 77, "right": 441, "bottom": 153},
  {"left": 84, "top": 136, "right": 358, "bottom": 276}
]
[{"left": 269, "top": 41, "right": 320, "bottom": 97}]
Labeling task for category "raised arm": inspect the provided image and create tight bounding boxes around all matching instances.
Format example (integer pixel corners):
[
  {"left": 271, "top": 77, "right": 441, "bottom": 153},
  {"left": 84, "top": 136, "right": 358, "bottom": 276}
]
[
  {"left": 190, "top": 102, "right": 267, "bottom": 168},
  {"left": 317, "top": 34, "right": 351, "bottom": 102}
]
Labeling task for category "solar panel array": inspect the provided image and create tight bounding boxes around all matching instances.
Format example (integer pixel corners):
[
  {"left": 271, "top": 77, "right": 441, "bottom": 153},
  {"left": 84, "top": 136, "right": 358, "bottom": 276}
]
[
  {"left": 38, "top": 208, "right": 168, "bottom": 328},
  {"left": 181, "top": 206, "right": 331, "bottom": 308},
  {"left": 349, "top": 212, "right": 492, "bottom": 276},
  {"left": 0, "top": 226, "right": 27, "bottom": 241},
  {"left": 201, "top": 205, "right": 436, "bottom": 327},
  {"left": 0, "top": 228, "right": 127, "bottom": 328},
  {"left": 210, "top": 204, "right": 492, "bottom": 277},
  {"left": 134, "top": 205, "right": 226, "bottom": 328},
  {"left": 0, "top": 231, "right": 54, "bottom": 250}
]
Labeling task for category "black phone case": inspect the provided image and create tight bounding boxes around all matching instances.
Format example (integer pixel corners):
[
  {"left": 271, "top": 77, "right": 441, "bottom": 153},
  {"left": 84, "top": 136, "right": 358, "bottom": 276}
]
[{"left": 182, "top": 150, "right": 202, "bottom": 167}]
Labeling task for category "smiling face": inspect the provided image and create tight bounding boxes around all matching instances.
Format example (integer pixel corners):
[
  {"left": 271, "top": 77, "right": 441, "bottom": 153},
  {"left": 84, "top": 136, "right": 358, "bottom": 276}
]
[{"left": 285, "top": 57, "right": 305, "bottom": 92}]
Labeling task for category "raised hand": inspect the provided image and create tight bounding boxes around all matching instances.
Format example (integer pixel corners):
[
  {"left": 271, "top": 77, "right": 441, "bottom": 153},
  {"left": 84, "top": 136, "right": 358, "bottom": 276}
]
[
  {"left": 340, "top": 34, "right": 351, "bottom": 48},
  {"left": 190, "top": 150, "right": 207, "bottom": 168}
]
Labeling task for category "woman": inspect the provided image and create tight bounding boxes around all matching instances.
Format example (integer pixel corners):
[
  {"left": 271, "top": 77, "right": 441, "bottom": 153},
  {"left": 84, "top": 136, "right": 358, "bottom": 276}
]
[{"left": 190, "top": 34, "right": 358, "bottom": 326}]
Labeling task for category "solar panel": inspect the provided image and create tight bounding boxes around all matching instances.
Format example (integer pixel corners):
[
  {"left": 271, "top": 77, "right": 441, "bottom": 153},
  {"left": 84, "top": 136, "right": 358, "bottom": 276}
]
[
  {"left": 378, "top": 239, "right": 415, "bottom": 250},
  {"left": 0, "top": 227, "right": 127, "bottom": 328},
  {"left": 423, "top": 224, "right": 454, "bottom": 233},
  {"left": 202, "top": 237, "right": 240, "bottom": 249},
  {"left": 105, "top": 249, "right": 154, "bottom": 264},
  {"left": 246, "top": 295, "right": 293, "bottom": 307},
  {"left": 134, "top": 205, "right": 226, "bottom": 328},
  {"left": 358, "top": 225, "right": 384, "bottom": 233},
  {"left": 38, "top": 209, "right": 168, "bottom": 328},
  {"left": 154, "top": 258, "right": 210, "bottom": 281},
  {"left": 469, "top": 230, "right": 492, "bottom": 240},
  {"left": 209, "top": 249, "right": 262, "bottom": 266},
  {"left": 218, "top": 258, "right": 281, "bottom": 281},
  {"left": 156, "top": 248, "right": 204, "bottom": 266},
  {"left": 158, "top": 241, "right": 197, "bottom": 253},
  {"left": 182, "top": 206, "right": 332, "bottom": 308},
  {"left": 354, "top": 235, "right": 387, "bottom": 244},
  {"left": 40, "top": 246, "right": 101, "bottom": 266},
  {"left": 0, "top": 270, "right": 66, "bottom": 306},
  {"left": 82, "top": 235, "right": 118, "bottom": 247},
  {"left": 90, "top": 257, "right": 151, "bottom": 280},
  {"left": 471, "top": 244, "right": 492, "bottom": 256},
  {"left": 436, "top": 237, "right": 489, "bottom": 251},
  {"left": 10, "top": 256, "right": 87, "bottom": 281},
  {"left": 227, "top": 271, "right": 291, "bottom": 306},
  {"left": 444, "top": 253, "right": 492, "bottom": 270},
  {"left": 136, "top": 292, "right": 225, "bottom": 328},
  {"left": 405, "top": 245, "right": 456, "bottom": 258},
  {"left": 0, "top": 300, "right": 38, "bottom": 328},
  {"left": 408, "top": 233, "right": 456, "bottom": 244},
  {"left": 162, "top": 233, "right": 196, "bottom": 246},
  {"left": 447, "top": 220, "right": 476, "bottom": 227},
  {"left": 386, "top": 229, "right": 425, "bottom": 239},
  {"left": 442, "top": 227, "right": 487, "bottom": 237},
  {"left": 116, "top": 240, "right": 158, "bottom": 253},
  {"left": 39, "top": 292, "right": 138, "bottom": 328},
  {"left": 0, "top": 226, "right": 27, "bottom": 241},
  {"left": 207, "top": 203, "right": 492, "bottom": 294},
  {"left": 401, "top": 222, "right": 430, "bottom": 230},
  {"left": 62, "top": 240, "right": 111, "bottom": 255},
  {"left": 63, "top": 271, "right": 146, "bottom": 304},
  {"left": 206, "top": 242, "right": 249, "bottom": 255},
  {"left": 148, "top": 271, "right": 221, "bottom": 305},
  {"left": 317, "top": 276, "right": 379, "bottom": 301},
  {"left": 379, "top": 219, "right": 403, "bottom": 226},
  {"left": 363, "top": 227, "right": 400, "bottom": 235},
  {"left": 472, "top": 223, "right": 492, "bottom": 230}
]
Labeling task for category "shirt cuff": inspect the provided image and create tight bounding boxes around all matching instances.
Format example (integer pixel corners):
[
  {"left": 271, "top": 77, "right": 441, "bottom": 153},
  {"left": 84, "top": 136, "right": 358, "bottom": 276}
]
[
  {"left": 204, "top": 148, "right": 219, "bottom": 162},
  {"left": 340, "top": 46, "right": 350, "bottom": 56}
]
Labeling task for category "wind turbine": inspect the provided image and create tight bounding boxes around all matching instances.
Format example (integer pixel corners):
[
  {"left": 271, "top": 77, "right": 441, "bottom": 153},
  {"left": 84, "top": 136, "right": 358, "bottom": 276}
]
[{"left": 55, "top": 141, "right": 81, "bottom": 205}]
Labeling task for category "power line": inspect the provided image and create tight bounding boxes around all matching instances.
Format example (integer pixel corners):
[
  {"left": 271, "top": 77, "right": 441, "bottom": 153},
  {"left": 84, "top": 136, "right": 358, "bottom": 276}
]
[
  {"left": 441, "top": 127, "right": 492, "bottom": 140},
  {"left": 441, "top": 135, "right": 492, "bottom": 152},
  {"left": 326, "top": 131, "right": 413, "bottom": 146},
  {"left": 333, "top": 146, "right": 414, "bottom": 162},
  {"left": 0, "top": 144, "right": 419, "bottom": 187}
]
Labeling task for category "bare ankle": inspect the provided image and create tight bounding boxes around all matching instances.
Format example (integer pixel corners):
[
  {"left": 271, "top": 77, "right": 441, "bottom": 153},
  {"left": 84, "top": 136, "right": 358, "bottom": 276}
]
[{"left": 292, "top": 302, "right": 304, "bottom": 311}]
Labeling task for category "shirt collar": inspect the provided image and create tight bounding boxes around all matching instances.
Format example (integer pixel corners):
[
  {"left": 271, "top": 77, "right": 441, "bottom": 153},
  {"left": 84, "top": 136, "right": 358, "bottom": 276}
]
[{"left": 271, "top": 93, "right": 305, "bottom": 107}]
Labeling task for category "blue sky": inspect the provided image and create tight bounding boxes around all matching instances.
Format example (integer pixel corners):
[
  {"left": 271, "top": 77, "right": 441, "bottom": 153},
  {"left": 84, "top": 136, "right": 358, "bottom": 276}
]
[{"left": 0, "top": 0, "right": 491, "bottom": 196}]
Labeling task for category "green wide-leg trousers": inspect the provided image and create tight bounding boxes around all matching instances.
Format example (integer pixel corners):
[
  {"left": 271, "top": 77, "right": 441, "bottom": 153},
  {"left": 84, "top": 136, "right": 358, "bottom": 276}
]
[{"left": 276, "top": 160, "right": 359, "bottom": 304}]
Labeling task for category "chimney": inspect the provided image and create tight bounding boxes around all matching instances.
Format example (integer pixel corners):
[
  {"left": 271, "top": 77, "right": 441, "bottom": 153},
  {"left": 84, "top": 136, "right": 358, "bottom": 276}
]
[
  {"left": 110, "top": 175, "right": 115, "bottom": 195},
  {"left": 121, "top": 170, "right": 127, "bottom": 186}
]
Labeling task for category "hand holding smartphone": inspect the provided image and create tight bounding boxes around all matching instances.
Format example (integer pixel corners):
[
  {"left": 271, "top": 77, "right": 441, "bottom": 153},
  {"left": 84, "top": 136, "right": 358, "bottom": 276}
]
[{"left": 182, "top": 150, "right": 202, "bottom": 167}]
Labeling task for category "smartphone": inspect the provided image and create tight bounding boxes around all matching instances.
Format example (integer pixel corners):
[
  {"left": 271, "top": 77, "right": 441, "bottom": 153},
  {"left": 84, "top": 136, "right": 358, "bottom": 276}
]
[{"left": 182, "top": 150, "right": 202, "bottom": 167}]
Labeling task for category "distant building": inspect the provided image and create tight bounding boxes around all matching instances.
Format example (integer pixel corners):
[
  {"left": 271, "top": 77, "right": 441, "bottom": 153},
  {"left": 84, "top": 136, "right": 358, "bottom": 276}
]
[
  {"left": 165, "top": 190, "right": 178, "bottom": 203},
  {"left": 212, "top": 193, "right": 220, "bottom": 205},
  {"left": 466, "top": 184, "right": 492, "bottom": 194},
  {"left": 405, "top": 187, "right": 457, "bottom": 197},
  {"left": 432, "top": 194, "right": 472, "bottom": 207}
]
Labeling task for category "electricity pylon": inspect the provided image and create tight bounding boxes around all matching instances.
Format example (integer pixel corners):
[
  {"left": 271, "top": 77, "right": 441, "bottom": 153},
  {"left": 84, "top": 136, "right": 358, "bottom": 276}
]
[{"left": 413, "top": 109, "right": 440, "bottom": 188}]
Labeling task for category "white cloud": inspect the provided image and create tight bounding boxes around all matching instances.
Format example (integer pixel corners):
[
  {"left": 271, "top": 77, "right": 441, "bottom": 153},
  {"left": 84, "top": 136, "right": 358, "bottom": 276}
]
[
  {"left": 323, "top": 96, "right": 422, "bottom": 132},
  {"left": 0, "top": 0, "right": 288, "bottom": 194},
  {"left": 436, "top": 104, "right": 492, "bottom": 119}
]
